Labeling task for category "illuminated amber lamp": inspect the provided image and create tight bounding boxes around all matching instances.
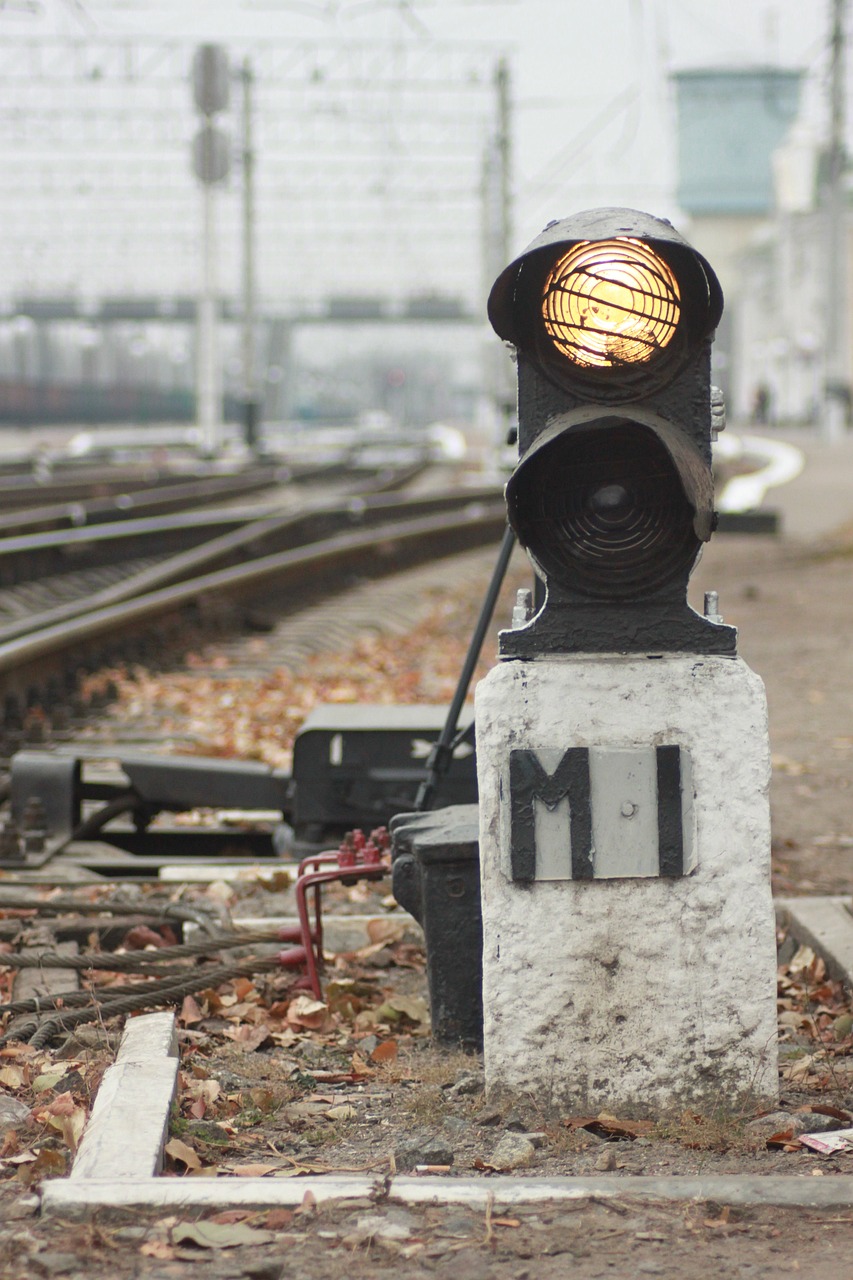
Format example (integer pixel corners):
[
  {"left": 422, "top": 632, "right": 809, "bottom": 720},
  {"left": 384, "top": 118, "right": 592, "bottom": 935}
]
[{"left": 541, "top": 238, "right": 681, "bottom": 370}]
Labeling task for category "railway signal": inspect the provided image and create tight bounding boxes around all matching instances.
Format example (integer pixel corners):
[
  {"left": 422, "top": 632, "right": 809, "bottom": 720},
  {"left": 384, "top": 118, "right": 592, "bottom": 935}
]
[
  {"left": 475, "top": 209, "right": 778, "bottom": 1114},
  {"left": 487, "top": 207, "right": 735, "bottom": 657}
]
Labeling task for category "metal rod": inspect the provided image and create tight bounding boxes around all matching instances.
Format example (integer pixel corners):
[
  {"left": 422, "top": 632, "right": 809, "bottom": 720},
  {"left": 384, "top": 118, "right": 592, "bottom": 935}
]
[{"left": 415, "top": 524, "right": 516, "bottom": 810}]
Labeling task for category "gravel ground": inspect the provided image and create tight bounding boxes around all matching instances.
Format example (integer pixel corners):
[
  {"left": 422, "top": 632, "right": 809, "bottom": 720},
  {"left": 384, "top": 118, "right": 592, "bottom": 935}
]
[
  {"left": 3, "top": 1185, "right": 852, "bottom": 1280},
  {"left": 690, "top": 528, "right": 853, "bottom": 896},
  {"left": 5, "top": 505, "right": 853, "bottom": 1276}
]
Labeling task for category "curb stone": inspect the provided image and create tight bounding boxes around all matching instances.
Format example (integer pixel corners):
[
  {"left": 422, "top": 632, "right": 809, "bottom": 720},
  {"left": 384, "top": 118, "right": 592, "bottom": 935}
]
[
  {"left": 776, "top": 896, "right": 853, "bottom": 984},
  {"left": 38, "top": 897, "right": 853, "bottom": 1216},
  {"left": 39, "top": 1173, "right": 853, "bottom": 1217}
]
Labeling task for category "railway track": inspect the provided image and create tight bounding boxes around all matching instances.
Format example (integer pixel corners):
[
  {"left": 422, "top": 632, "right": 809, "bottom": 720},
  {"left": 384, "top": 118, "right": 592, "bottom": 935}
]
[
  {"left": 0, "top": 475, "right": 504, "bottom": 756},
  {"left": 0, "top": 458, "right": 426, "bottom": 603}
]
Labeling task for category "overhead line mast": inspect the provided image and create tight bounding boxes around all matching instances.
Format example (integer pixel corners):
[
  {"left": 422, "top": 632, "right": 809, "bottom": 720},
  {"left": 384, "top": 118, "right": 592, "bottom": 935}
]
[{"left": 823, "top": 0, "right": 848, "bottom": 440}]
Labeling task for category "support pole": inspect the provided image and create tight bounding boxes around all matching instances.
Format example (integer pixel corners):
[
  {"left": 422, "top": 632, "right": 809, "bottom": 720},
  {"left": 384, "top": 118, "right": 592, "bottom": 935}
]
[
  {"left": 197, "top": 182, "right": 222, "bottom": 456},
  {"left": 822, "top": 0, "right": 848, "bottom": 441},
  {"left": 480, "top": 58, "right": 515, "bottom": 452},
  {"left": 240, "top": 58, "right": 260, "bottom": 453}
]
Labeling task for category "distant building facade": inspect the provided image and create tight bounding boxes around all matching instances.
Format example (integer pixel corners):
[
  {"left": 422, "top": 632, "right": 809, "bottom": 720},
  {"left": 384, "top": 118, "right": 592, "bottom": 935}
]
[{"left": 671, "top": 67, "right": 808, "bottom": 419}]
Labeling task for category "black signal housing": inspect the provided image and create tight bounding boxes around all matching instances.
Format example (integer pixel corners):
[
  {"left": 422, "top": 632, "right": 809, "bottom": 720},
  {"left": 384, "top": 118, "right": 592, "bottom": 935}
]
[{"left": 488, "top": 207, "right": 735, "bottom": 657}]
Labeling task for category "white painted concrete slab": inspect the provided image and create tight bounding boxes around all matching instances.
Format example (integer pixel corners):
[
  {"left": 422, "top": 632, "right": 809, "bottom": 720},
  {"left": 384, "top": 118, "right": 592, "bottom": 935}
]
[
  {"left": 69, "top": 1012, "right": 179, "bottom": 1182},
  {"left": 40, "top": 1173, "right": 853, "bottom": 1217},
  {"left": 716, "top": 434, "right": 804, "bottom": 513},
  {"left": 476, "top": 654, "right": 778, "bottom": 1114},
  {"left": 117, "top": 1010, "right": 179, "bottom": 1063}
]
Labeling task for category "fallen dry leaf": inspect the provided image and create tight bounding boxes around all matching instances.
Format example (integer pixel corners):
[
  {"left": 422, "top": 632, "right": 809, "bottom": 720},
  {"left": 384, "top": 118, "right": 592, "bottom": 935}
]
[
  {"left": 229, "top": 1163, "right": 282, "bottom": 1178},
  {"left": 297, "top": 1189, "right": 317, "bottom": 1214},
  {"left": 591, "top": 1112, "right": 655, "bottom": 1140},
  {"left": 370, "top": 1039, "right": 398, "bottom": 1064},
  {"left": 42, "top": 1090, "right": 77, "bottom": 1117},
  {"left": 262, "top": 1209, "right": 294, "bottom": 1229},
  {"left": 376, "top": 995, "right": 430, "bottom": 1026},
  {"left": 34, "top": 1093, "right": 87, "bottom": 1152},
  {"left": 164, "top": 1138, "right": 202, "bottom": 1172},
  {"left": 123, "top": 925, "right": 174, "bottom": 950},
  {"left": 15, "top": 1146, "right": 66, "bottom": 1185},
  {"left": 325, "top": 1104, "right": 356, "bottom": 1122},
  {"left": 286, "top": 996, "right": 328, "bottom": 1030},
  {"left": 171, "top": 1221, "right": 276, "bottom": 1250},
  {"left": 366, "top": 919, "right": 407, "bottom": 946},
  {"left": 180, "top": 996, "right": 205, "bottom": 1026},
  {"left": 248, "top": 1087, "right": 277, "bottom": 1114},
  {"left": 31, "top": 1070, "right": 65, "bottom": 1093},
  {"left": 220, "top": 1024, "right": 273, "bottom": 1053},
  {"left": 140, "top": 1241, "right": 175, "bottom": 1260},
  {"left": 0, "top": 1130, "right": 21, "bottom": 1159}
]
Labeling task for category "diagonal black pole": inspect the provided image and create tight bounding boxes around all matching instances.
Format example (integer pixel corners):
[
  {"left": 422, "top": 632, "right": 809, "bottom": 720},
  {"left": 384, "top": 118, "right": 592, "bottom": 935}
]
[{"left": 415, "top": 524, "right": 516, "bottom": 811}]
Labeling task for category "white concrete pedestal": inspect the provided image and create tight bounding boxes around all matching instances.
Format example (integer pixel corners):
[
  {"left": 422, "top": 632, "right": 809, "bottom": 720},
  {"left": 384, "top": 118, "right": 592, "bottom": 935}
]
[{"left": 475, "top": 654, "right": 778, "bottom": 1114}]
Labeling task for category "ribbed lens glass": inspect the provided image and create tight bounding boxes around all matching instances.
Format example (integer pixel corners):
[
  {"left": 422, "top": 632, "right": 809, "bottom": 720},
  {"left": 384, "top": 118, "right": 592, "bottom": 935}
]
[
  {"left": 542, "top": 238, "right": 681, "bottom": 369},
  {"left": 508, "top": 424, "right": 698, "bottom": 599}
]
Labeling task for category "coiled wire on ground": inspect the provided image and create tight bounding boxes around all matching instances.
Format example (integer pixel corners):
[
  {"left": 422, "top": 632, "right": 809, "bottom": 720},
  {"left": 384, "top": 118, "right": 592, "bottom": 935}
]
[
  {"left": 1, "top": 952, "right": 288, "bottom": 1049},
  {"left": 0, "top": 927, "right": 284, "bottom": 975},
  {"left": 0, "top": 925, "right": 298, "bottom": 1047}
]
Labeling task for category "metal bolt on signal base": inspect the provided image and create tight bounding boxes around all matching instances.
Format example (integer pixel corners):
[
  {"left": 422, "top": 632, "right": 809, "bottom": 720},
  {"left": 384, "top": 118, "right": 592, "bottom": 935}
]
[
  {"left": 512, "top": 588, "right": 534, "bottom": 628},
  {"left": 704, "top": 591, "right": 723, "bottom": 624}
]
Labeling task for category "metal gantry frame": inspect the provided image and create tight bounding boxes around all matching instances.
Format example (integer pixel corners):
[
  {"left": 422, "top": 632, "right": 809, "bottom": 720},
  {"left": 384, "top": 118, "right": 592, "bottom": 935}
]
[{"left": 0, "top": 34, "right": 505, "bottom": 308}]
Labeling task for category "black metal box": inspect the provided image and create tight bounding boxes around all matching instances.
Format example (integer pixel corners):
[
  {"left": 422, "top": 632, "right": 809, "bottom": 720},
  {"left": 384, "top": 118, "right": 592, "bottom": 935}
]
[
  {"left": 391, "top": 804, "right": 482, "bottom": 1047},
  {"left": 291, "top": 704, "right": 476, "bottom": 842}
]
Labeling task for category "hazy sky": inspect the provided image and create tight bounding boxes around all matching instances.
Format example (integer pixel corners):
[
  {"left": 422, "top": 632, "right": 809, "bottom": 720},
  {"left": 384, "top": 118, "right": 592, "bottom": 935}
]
[{"left": 0, "top": 0, "right": 835, "bottom": 304}]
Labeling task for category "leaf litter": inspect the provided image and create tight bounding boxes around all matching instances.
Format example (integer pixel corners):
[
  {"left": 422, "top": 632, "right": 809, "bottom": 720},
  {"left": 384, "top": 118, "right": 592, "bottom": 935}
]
[{"left": 5, "top": 551, "right": 853, "bottom": 1273}]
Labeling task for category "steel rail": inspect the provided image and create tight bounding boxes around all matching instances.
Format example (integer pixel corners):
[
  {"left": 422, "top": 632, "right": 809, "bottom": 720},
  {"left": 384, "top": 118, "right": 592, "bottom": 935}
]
[
  {"left": 0, "top": 458, "right": 263, "bottom": 498},
  {"left": 0, "top": 467, "right": 284, "bottom": 536},
  {"left": 0, "top": 460, "right": 424, "bottom": 560},
  {"left": 0, "top": 485, "right": 504, "bottom": 647},
  {"left": 0, "top": 460, "right": 430, "bottom": 606},
  {"left": 0, "top": 500, "right": 506, "bottom": 686},
  {"left": 0, "top": 458, "right": 425, "bottom": 537}
]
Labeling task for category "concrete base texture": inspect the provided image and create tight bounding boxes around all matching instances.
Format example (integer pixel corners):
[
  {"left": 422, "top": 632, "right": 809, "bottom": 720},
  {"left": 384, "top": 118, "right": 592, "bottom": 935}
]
[{"left": 475, "top": 654, "right": 779, "bottom": 1114}]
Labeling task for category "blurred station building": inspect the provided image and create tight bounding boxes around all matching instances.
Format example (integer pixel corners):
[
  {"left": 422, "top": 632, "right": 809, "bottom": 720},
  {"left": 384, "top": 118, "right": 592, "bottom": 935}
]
[{"left": 672, "top": 65, "right": 849, "bottom": 429}]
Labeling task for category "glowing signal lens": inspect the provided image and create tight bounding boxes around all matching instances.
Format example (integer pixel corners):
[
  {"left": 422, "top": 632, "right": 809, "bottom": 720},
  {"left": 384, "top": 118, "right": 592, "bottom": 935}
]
[{"left": 541, "top": 238, "right": 681, "bottom": 369}]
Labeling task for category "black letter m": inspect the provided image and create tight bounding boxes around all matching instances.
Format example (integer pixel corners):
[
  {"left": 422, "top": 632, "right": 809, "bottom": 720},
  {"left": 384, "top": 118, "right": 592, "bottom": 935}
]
[{"left": 509, "top": 748, "right": 592, "bottom": 883}]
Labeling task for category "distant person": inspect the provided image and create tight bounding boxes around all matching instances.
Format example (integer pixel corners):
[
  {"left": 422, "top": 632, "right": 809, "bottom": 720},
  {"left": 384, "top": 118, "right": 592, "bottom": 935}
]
[{"left": 751, "top": 384, "right": 771, "bottom": 426}]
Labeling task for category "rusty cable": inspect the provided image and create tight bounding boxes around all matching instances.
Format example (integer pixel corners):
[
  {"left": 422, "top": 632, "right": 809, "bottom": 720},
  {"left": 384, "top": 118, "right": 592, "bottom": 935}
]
[
  {"left": 0, "top": 928, "right": 285, "bottom": 974},
  {"left": 0, "top": 892, "right": 222, "bottom": 930},
  {"left": 23, "top": 953, "right": 286, "bottom": 1049},
  {"left": 0, "top": 973, "right": 194, "bottom": 1017}
]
